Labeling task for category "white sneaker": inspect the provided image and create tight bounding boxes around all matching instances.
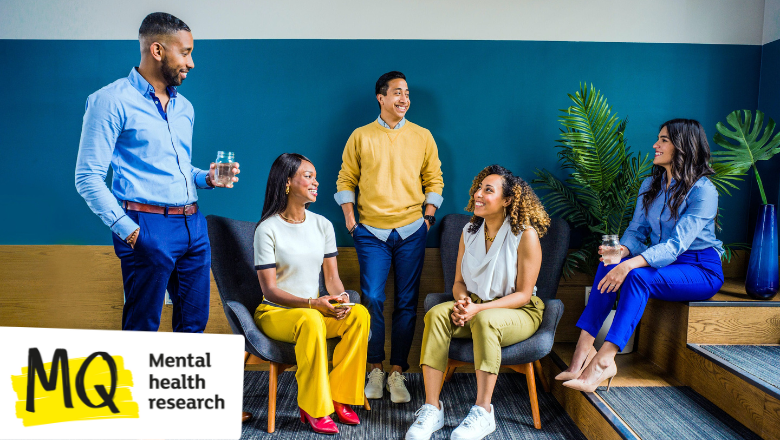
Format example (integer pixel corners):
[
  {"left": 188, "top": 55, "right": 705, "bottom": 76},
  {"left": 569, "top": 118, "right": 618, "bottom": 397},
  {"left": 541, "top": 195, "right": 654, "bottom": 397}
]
[
  {"left": 450, "top": 405, "right": 496, "bottom": 440},
  {"left": 405, "top": 401, "right": 445, "bottom": 440},
  {"left": 386, "top": 371, "right": 411, "bottom": 403},
  {"left": 365, "top": 368, "right": 385, "bottom": 399}
]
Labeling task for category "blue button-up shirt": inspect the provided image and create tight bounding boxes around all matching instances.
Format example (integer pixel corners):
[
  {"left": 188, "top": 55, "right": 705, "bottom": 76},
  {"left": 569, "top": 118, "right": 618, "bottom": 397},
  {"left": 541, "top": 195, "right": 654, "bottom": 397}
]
[
  {"left": 75, "top": 68, "right": 211, "bottom": 240},
  {"left": 333, "top": 116, "right": 444, "bottom": 241},
  {"left": 621, "top": 175, "right": 724, "bottom": 268}
]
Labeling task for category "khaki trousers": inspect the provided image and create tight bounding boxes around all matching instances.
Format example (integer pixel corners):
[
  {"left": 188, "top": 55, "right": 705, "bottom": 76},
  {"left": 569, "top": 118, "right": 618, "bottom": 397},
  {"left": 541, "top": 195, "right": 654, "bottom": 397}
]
[
  {"left": 254, "top": 303, "right": 370, "bottom": 417},
  {"left": 420, "top": 294, "right": 544, "bottom": 375}
]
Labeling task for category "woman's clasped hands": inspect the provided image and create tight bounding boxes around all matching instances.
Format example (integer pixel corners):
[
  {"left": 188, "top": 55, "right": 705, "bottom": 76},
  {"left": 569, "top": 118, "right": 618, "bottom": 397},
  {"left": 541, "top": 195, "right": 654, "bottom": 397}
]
[
  {"left": 451, "top": 296, "right": 481, "bottom": 326},
  {"left": 310, "top": 294, "right": 351, "bottom": 320}
]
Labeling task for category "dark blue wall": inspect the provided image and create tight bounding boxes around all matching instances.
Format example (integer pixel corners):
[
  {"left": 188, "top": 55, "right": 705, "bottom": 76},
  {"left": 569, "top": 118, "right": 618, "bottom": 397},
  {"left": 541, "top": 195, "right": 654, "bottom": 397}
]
[
  {"left": 745, "top": 38, "right": 780, "bottom": 239},
  {"left": 0, "top": 39, "right": 761, "bottom": 246}
]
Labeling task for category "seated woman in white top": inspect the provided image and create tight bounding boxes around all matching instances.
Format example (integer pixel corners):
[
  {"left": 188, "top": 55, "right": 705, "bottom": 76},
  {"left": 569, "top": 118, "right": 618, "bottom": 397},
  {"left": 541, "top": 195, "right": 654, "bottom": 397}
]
[
  {"left": 406, "top": 165, "right": 551, "bottom": 440},
  {"left": 253, "top": 153, "right": 370, "bottom": 435}
]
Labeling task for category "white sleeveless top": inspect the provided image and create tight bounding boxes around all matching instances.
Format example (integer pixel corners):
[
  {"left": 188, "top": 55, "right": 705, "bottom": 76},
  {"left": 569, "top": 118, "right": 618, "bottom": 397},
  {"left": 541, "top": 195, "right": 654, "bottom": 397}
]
[{"left": 461, "top": 217, "right": 537, "bottom": 301}]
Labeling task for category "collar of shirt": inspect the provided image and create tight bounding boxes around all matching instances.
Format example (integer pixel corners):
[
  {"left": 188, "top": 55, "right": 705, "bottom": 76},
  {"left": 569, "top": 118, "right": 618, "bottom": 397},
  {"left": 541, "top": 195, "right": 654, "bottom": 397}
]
[
  {"left": 129, "top": 68, "right": 177, "bottom": 120},
  {"left": 377, "top": 115, "right": 406, "bottom": 129}
]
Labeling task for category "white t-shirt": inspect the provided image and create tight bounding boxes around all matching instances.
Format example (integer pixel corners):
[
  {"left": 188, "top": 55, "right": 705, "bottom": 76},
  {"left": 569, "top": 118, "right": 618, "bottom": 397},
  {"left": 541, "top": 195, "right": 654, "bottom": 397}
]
[{"left": 254, "top": 211, "right": 338, "bottom": 300}]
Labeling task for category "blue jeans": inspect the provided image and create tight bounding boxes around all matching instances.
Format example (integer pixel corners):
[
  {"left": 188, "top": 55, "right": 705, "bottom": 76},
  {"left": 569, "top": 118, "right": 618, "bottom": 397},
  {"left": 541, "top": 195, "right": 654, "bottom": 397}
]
[
  {"left": 112, "top": 210, "right": 211, "bottom": 332},
  {"left": 577, "top": 247, "right": 724, "bottom": 350},
  {"left": 353, "top": 222, "right": 427, "bottom": 370}
]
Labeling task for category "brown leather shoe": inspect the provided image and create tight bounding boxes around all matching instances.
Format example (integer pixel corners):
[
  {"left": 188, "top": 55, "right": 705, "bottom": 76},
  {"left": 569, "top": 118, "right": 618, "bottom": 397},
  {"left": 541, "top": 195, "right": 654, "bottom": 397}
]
[{"left": 242, "top": 411, "right": 252, "bottom": 423}]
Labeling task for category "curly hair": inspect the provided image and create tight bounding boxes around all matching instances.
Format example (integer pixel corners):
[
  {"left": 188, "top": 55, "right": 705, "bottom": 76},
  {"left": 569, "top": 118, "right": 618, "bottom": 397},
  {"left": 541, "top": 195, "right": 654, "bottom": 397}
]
[{"left": 465, "top": 164, "right": 550, "bottom": 237}]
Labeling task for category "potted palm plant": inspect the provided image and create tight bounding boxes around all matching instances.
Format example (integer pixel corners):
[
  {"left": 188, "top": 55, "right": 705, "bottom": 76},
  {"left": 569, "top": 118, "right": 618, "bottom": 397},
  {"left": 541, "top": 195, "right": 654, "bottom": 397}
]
[
  {"left": 713, "top": 110, "right": 780, "bottom": 300},
  {"left": 533, "top": 84, "right": 653, "bottom": 353}
]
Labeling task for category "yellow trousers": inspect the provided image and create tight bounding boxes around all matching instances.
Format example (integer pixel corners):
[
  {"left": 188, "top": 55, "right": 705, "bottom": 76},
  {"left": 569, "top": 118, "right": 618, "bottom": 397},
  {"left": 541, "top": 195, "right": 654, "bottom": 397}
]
[
  {"left": 420, "top": 295, "right": 544, "bottom": 374},
  {"left": 254, "top": 303, "right": 370, "bottom": 417}
]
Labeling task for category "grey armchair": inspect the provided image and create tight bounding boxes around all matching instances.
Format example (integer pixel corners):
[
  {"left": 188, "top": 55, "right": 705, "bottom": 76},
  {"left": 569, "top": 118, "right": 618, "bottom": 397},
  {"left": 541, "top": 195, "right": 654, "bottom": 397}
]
[
  {"left": 206, "top": 215, "right": 369, "bottom": 433},
  {"left": 424, "top": 214, "right": 569, "bottom": 429}
]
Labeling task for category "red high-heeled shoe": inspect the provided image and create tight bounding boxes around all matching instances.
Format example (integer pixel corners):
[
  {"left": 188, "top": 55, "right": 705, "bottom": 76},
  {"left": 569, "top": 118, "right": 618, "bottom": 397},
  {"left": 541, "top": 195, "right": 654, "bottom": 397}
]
[
  {"left": 333, "top": 401, "right": 360, "bottom": 425},
  {"left": 299, "top": 408, "right": 339, "bottom": 434}
]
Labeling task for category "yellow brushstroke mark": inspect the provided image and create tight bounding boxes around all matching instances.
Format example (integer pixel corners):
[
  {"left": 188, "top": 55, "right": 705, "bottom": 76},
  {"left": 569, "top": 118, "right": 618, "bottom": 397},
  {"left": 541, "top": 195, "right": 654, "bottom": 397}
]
[{"left": 10, "top": 356, "right": 138, "bottom": 426}]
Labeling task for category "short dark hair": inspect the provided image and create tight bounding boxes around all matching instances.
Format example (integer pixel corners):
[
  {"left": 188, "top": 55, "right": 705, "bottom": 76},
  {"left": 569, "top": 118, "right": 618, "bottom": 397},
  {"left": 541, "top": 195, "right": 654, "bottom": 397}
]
[
  {"left": 375, "top": 71, "right": 406, "bottom": 96},
  {"left": 138, "top": 12, "right": 191, "bottom": 41}
]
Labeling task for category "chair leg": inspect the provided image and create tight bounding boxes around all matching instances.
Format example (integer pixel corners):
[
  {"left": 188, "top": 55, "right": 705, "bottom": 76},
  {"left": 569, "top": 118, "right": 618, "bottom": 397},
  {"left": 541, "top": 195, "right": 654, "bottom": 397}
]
[
  {"left": 244, "top": 351, "right": 251, "bottom": 366},
  {"left": 534, "top": 359, "right": 550, "bottom": 393},
  {"left": 268, "top": 362, "right": 281, "bottom": 433},
  {"left": 523, "top": 362, "right": 542, "bottom": 429},
  {"left": 363, "top": 391, "right": 371, "bottom": 411}
]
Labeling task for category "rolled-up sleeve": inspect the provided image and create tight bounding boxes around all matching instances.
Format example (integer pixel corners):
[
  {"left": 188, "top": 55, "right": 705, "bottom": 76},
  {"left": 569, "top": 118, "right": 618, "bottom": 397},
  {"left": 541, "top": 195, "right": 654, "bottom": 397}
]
[
  {"left": 74, "top": 92, "right": 138, "bottom": 240},
  {"left": 640, "top": 183, "right": 718, "bottom": 268}
]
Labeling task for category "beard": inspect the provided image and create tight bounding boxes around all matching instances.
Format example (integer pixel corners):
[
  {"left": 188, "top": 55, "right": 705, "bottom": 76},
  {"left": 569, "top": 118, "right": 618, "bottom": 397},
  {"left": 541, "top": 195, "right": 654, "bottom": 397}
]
[{"left": 160, "top": 56, "right": 184, "bottom": 87}]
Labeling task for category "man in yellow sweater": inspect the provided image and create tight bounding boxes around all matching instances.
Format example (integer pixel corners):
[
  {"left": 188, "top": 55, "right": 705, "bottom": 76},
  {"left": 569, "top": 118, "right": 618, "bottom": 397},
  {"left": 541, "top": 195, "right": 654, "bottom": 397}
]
[{"left": 335, "top": 71, "right": 444, "bottom": 404}]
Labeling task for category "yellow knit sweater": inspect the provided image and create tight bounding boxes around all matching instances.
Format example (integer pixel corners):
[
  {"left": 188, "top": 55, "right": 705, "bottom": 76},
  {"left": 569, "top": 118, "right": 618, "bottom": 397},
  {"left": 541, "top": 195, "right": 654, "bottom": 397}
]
[{"left": 336, "top": 120, "right": 444, "bottom": 229}]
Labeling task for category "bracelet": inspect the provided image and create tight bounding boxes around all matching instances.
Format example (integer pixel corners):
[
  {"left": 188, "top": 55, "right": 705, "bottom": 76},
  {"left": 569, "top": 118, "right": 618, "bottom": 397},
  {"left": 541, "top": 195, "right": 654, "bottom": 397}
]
[
  {"left": 348, "top": 224, "right": 358, "bottom": 234},
  {"left": 338, "top": 292, "right": 348, "bottom": 299}
]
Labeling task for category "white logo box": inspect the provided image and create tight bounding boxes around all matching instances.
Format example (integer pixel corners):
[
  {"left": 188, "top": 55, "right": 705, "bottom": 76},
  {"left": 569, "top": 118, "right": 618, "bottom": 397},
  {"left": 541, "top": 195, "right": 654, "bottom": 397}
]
[{"left": 0, "top": 327, "right": 244, "bottom": 439}]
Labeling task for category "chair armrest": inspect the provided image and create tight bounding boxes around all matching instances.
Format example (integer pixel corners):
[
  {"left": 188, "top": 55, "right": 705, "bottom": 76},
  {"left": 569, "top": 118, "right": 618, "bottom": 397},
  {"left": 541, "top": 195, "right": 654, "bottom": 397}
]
[
  {"left": 424, "top": 292, "right": 453, "bottom": 313},
  {"left": 223, "top": 300, "right": 290, "bottom": 363},
  {"left": 539, "top": 298, "right": 564, "bottom": 337},
  {"left": 346, "top": 290, "right": 361, "bottom": 305}
]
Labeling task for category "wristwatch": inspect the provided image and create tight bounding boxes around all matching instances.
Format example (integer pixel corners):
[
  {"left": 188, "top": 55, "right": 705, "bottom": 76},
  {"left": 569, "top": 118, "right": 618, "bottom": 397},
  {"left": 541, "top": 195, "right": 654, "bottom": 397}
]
[{"left": 424, "top": 215, "right": 436, "bottom": 226}]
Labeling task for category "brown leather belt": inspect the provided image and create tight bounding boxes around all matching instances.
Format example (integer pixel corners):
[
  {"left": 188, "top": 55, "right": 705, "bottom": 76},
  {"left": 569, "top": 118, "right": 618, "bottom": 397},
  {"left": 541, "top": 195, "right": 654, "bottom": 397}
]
[{"left": 122, "top": 201, "right": 198, "bottom": 216}]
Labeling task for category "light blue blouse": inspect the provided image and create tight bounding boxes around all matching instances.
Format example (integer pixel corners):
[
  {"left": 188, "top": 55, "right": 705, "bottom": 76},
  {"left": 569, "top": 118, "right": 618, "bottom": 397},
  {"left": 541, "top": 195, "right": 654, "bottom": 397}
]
[{"left": 620, "top": 175, "right": 724, "bottom": 268}]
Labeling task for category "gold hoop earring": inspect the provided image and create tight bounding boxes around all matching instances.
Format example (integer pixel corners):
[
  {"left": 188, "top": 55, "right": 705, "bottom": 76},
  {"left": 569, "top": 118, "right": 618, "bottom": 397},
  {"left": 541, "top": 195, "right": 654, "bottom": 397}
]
[{"left": 285, "top": 186, "right": 290, "bottom": 195}]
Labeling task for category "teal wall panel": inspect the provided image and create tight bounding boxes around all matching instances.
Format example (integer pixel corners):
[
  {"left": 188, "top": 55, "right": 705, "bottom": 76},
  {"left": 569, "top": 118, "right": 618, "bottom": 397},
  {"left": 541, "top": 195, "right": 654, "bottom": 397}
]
[{"left": 0, "top": 40, "right": 761, "bottom": 246}]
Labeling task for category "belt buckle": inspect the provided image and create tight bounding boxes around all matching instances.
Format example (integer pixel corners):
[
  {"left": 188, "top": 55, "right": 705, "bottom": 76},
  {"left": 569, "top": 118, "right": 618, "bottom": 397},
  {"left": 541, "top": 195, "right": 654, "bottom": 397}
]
[{"left": 183, "top": 203, "right": 194, "bottom": 216}]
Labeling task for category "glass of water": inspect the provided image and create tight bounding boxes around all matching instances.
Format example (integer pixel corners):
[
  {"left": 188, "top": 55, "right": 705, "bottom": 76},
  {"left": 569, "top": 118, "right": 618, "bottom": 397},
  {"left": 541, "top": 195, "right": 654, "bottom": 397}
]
[
  {"left": 214, "top": 151, "right": 235, "bottom": 187},
  {"left": 601, "top": 234, "right": 622, "bottom": 265}
]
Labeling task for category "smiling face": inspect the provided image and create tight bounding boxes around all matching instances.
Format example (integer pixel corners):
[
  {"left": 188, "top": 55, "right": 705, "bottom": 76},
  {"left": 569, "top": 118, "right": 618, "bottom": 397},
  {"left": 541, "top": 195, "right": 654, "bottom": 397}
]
[
  {"left": 287, "top": 160, "right": 318, "bottom": 204},
  {"left": 653, "top": 126, "right": 676, "bottom": 169},
  {"left": 159, "top": 30, "right": 194, "bottom": 87},
  {"left": 473, "top": 174, "right": 511, "bottom": 218},
  {"left": 377, "top": 78, "right": 410, "bottom": 124}
]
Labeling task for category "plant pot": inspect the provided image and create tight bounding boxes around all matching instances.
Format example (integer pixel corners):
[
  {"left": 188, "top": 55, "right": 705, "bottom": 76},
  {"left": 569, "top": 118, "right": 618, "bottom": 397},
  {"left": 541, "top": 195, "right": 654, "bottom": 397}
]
[
  {"left": 745, "top": 204, "right": 779, "bottom": 300},
  {"left": 584, "top": 287, "right": 636, "bottom": 354}
]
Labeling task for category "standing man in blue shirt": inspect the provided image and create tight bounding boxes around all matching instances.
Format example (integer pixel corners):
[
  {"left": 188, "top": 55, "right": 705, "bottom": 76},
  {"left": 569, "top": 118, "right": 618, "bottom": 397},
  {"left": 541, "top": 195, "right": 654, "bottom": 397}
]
[{"left": 75, "top": 13, "right": 239, "bottom": 334}]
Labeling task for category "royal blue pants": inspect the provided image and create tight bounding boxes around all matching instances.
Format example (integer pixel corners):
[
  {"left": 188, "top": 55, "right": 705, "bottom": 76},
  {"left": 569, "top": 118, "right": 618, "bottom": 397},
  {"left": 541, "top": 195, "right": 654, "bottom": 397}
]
[
  {"left": 352, "top": 222, "right": 427, "bottom": 370},
  {"left": 577, "top": 247, "right": 724, "bottom": 350},
  {"left": 112, "top": 210, "right": 211, "bottom": 332}
]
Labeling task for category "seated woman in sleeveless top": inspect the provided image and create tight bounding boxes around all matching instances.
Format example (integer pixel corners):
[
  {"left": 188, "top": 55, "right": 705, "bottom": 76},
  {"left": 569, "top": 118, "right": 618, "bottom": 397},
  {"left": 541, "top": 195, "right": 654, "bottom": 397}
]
[
  {"left": 406, "top": 165, "right": 551, "bottom": 440},
  {"left": 254, "top": 153, "right": 370, "bottom": 435},
  {"left": 557, "top": 119, "right": 724, "bottom": 393}
]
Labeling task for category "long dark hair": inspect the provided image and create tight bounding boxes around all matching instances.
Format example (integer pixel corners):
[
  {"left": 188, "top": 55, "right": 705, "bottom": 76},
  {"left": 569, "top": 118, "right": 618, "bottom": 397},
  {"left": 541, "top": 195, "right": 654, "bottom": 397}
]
[
  {"left": 465, "top": 164, "right": 550, "bottom": 236},
  {"left": 258, "top": 153, "right": 311, "bottom": 225},
  {"left": 641, "top": 119, "right": 715, "bottom": 220}
]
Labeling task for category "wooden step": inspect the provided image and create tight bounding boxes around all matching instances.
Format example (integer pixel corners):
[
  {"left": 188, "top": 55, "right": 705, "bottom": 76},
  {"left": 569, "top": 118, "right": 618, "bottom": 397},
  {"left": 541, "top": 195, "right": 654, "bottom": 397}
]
[
  {"left": 544, "top": 344, "right": 763, "bottom": 439},
  {"left": 640, "top": 293, "right": 779, "bottom": 439},
  {"left": 686, "top": 279, "right": 780, "bottom": 345}
]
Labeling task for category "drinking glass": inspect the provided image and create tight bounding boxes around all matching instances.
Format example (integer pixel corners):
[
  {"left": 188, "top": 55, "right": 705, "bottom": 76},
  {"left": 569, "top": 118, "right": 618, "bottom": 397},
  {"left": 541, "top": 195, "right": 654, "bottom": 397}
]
[
  {"left": 214, "top": 151, "right": 235, "bottom": 186},
  {"left": 601, "top": 235, "right": 622, "bottom": 265}
]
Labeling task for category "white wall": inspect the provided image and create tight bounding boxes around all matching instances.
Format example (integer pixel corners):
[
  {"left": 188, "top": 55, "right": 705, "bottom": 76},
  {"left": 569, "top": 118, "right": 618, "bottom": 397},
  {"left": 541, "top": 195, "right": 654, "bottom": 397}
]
[
  {"left": 0, "top": 0, "right": 767, "bottom": 44},
  {"left": 764, "top": 0, "right": 780, "bottom": 44}
]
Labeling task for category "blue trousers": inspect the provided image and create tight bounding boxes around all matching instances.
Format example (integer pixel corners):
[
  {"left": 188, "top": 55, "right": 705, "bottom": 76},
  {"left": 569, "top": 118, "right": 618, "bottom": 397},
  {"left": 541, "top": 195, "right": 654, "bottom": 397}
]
[
  {"left": 352, "top": 222, "right": 427, "bottom": 370},
  {"left": 577, "top": 247, "right": 724, "bottom": 350},
  {"left": 112, "top": 210, "right": 211, "bottom": 332}
]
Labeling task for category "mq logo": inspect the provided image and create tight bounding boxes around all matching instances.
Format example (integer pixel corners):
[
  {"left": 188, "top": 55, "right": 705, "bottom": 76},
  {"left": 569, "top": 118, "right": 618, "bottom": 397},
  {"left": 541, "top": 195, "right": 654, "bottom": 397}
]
[{"left": 10, "top": 348, "right": 139, "bottom": 426}]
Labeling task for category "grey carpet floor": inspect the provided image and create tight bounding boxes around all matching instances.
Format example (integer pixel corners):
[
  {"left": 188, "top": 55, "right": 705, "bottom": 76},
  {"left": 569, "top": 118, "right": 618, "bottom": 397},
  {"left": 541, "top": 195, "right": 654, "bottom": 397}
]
[
  {"left": 699, "top": 345, "right": 780, "bottom": 390},
  {"left": 599, "top": 387, "right": 761, "bottom": 440},
  {"left": 241, "top": 371, "right": 586, "bottom": 439}
]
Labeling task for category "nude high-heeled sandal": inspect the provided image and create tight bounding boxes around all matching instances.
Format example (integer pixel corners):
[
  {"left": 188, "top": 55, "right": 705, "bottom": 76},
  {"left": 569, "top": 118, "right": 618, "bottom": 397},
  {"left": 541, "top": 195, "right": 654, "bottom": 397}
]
[
  {"left": 562, "top": 362, "right": 617, "bottom": 393},
  {"left": 555, "top": 347, "right": 597, "bottom": 381}
]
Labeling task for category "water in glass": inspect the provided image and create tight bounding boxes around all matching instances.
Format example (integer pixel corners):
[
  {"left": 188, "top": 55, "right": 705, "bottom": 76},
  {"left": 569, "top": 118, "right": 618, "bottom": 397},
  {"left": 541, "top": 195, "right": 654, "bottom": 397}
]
[
  {"left": 214, "top": 151, "right": 235, "bottom": 186},
  {"left": 602, "top": 235, "right": 621, "bottom": 265}
]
